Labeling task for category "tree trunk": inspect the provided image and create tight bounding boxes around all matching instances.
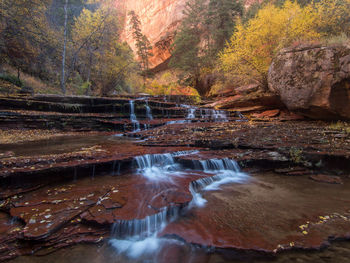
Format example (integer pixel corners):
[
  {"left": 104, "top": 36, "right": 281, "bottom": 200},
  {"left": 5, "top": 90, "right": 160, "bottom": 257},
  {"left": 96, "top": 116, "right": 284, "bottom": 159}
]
[
  {"left": 60, "top": 0, "right": 69, "bottom": 95},
  {"left": 86, "top": 50, "right": 92, "bottom": 96}
]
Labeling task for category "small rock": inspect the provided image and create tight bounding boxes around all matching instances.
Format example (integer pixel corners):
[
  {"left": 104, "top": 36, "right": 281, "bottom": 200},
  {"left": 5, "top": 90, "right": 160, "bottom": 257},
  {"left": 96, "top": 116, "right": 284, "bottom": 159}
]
[
  {"left": 309, "top": 174, "right": 343, "bottom": 184},
  {"left": 252, "top": 109, "right": 280, "bottom": 119}
]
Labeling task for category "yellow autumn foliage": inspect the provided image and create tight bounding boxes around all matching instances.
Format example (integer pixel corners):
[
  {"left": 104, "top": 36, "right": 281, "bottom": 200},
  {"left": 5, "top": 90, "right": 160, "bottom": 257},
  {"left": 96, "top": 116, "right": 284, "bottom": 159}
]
[
  {"left": 71, "top": 7, "right": 139, "bottom": 95},
  {"left": 313, "top": 0, "right": 350, "bottom": 37},
  {"left": 145, "top": 80, "right": 200, "bottom": 96},
  {"left": 219, "top": 1, "right": 320, "bottom": 86}
]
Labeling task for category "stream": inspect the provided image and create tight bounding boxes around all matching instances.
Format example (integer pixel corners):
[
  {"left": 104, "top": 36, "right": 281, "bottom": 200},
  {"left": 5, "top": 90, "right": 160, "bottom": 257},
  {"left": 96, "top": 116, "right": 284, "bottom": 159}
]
[
  {"left": 1, "top": 97, "right": 350, "bottom": 263},
  {"left": 6, "top": 142, "right": 350, "bottom": 263}
]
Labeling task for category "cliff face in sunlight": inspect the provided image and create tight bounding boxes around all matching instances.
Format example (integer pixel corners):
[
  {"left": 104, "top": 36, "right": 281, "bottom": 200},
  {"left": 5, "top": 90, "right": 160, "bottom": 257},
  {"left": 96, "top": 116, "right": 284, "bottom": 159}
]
[
  {"left": 116, "top": 0, "right": 187, "bottom": 71},
  {"left": 115, "top": 0, "right": 260, "bottom": 71}
]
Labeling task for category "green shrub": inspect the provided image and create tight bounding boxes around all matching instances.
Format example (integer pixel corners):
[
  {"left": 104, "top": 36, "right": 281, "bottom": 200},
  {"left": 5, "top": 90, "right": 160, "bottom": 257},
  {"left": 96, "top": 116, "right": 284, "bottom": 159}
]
[
  {"left": 0, "top": 73, "right": 23, "bottom": 87},
  {"left": 77, "top": 81, "right": 91, "bottom": 95}
]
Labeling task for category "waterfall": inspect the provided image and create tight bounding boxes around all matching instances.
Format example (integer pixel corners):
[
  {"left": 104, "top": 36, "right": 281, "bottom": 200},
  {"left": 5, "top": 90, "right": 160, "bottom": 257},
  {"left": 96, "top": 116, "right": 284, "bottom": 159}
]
[
  {"left": 190, "top": 158, "right": 248, "bottom": 197},
  {"left": 188, "top": 158, "right": 248, "bottom": 208},
  {"left": 133, "top": 151, "right": 197, "bottom": 182},
  {"left": 112, "top": 160, "right": 120, "bottom": 175},
  {"left": 187, "top": 108, "right": 196, "bottom": 119},
  {"left": 134, "top": 150, "right": 199, "bottom": 171},
  {"left": 135, "top": 153, "right": 180, "bottom": 183},
  {"left": 109, "top": 151, "right": 194, "bottom": 259},
  {"left": 110, "top": 152, "right": 250, "bottom": 260},
  {"left": 236, "top": 111, "right": 248, "bottom": 121},
  {"left": 166, "top": 120, "right": 191, "bottom": 125},
  {"left": 129, "top": 100, "right": 140, "bottom": 132},
  {"left": 134, "top": 153, "right": 176, "bottom": 170},
  {"left": 212, "top": 110, "right": 228, "bottom": 122},
  {"left": 180, "top": 104, "right": 197, "bottom": 119},
  {"left": 197, "top": 158, "right": 240, "bottom": 171},
  {"left": 189, "top": 183, "right": 207, "bottom": 208},
  {"left": 180, "top": 104, "right": 231, "bottom": 122},
  {"left": 111, "top": 206, "right": 180, "bottom": 239},
  {"left": 145, "top": 100, "right": 153, "bottom": 120},
  {"left": 200, "top": 108, "right": 228, "bottom": 122},
  {"left": 134, "top": 152, "right": 247, "bottom": 201}
]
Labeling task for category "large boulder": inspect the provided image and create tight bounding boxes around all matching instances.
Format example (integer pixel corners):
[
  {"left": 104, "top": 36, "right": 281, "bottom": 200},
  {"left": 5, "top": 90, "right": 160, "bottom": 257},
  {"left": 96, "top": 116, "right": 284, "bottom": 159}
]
[{"left": 268, "top": 45, "right": 350, "bottom": 120}]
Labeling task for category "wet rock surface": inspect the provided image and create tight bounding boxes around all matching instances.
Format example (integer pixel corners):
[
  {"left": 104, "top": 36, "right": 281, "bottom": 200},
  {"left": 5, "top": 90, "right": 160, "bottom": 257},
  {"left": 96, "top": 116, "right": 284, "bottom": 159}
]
[
  {"left": 161, "top": 172, "right": 350, "bottom": 251},
  {"left": 0, "top": 95, "right": 350, "bottom": 262}
]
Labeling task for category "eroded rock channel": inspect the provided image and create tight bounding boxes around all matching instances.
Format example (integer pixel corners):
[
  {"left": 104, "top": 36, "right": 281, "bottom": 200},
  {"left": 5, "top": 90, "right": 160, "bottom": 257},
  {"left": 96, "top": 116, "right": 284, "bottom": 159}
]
[{"left": 0, "top": 95, "right": 350, "bottom": 262}]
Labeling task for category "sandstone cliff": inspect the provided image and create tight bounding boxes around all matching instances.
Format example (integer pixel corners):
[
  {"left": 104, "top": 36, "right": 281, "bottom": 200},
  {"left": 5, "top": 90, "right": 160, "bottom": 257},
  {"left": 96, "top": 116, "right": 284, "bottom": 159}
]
[
  {"left": 115, "top": 0, "right": 260, "bottom": 71},
  {"left": 116, "top": 0, "right": 188, "bottom": 71}
]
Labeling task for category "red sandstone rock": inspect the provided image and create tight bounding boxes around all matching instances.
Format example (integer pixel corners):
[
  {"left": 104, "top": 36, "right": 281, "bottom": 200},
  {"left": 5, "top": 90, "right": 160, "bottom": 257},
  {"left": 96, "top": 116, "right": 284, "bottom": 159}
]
[
  {"left": 235, "top": 84, "right": 260, "bottom": 95},
  {"left": 161, "top": 174, "right": 350, "bottom": 252},
  {"left": 309, "top": 174, "right": 344, "bottom": 184},
  {"left": 268, "top": 45, "right": 350, "bottom": 120},
  {"left": 252, "top": 109, "right": 280, "bottom": 119},
  {"left": 278, "top": 110, "right": 304, "bottom": 121},
  {"left": 117, "top": 0, "right": 187, "bottom": 69},
  {"left": 206, "top": 91, "right": 284, "bottom": 114}
]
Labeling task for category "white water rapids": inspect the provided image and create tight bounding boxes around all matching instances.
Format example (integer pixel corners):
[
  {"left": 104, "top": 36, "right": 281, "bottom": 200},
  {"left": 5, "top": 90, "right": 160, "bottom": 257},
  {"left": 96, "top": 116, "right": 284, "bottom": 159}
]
[{"left": 109, "top": 151, "right": 250, "bottom": 260}]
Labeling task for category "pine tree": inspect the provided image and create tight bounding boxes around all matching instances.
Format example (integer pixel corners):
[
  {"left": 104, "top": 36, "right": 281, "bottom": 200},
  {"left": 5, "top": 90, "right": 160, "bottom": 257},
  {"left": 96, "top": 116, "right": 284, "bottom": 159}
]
[
  {"left": 206, "top": 0, "right": 243, "bottom": 57},
  {"left": 169, "top": 0, "right": 207, "bottom": 95},
  {"left": 128, "top": 11, "right": 153, "bottom": 75},
  {"left": 169, "top": 0, "right": 243, "bottom": 96}
]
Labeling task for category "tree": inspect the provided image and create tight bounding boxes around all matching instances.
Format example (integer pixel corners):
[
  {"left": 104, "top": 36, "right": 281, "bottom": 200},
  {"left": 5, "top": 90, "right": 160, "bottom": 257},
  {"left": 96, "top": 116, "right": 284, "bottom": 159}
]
[
  {"left": 169, "top": 0, "right": 243, "bottom": 96},
  {"left": 206, "top": 0, "right": 243, "bottom": 58},
  {"left": 0, "top": 0, "right": 139, "bottom": 95},
  {"left": 219, "top": 1, "right": 320, "bottom": 87},
  {"left": 0, "top": 0, "right": 53, "bottom": 78},
  {"left": 71, "top": 8, "right": 108, "bottom": 94},
  {"left": 128, "top": 11, "right": 153, "bottom": 75},
  {"left": 169, "top": 0, "right": 207, "bottom": 95},
  {"left": 71, "top": 5, "right": 137, "bottom": 95},
  {"left": 61, "top": 0, "right": 69, "bottom": 94},
  {"left": 57, "top": 0, "right": 89, "bottom": 94},
  {"left": 312, "top": 0, "right": 350, "bottom": 37}
]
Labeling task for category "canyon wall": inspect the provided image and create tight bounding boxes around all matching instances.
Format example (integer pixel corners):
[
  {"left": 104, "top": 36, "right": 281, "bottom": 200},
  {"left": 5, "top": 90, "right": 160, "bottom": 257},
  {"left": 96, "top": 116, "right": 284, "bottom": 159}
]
[
  {"left": 115, "top": 0, "right": 259, "bottom": 71},
  {"left": 116, "top": 0, "right": 188, "bottom": 71}
]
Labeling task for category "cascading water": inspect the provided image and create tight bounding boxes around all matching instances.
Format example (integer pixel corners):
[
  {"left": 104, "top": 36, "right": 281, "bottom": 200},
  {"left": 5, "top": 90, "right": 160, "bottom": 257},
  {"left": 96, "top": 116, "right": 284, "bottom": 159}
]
[
  {"left": 129, "top": 100, "right": 140, "bottom": 132},
  {"left": 111, "top": 207, "right": 180, "bottom": 239},
  {"left": 189, "top": 158, "right": 248, "bottom": 207},
  {"left": 134, "top": 153, "right": 182, "bottom": 182},
  {"left": 145, "top": 100, "right": 153, "bottom": 120},
  {"left": 126, "top": 98, "right": 243, "bottom": 134},
  {"left": 109, "top": 151, "right": 250, "bottom": 260},
  {"left": 109, "top": 151, "right": 197, "bottom": 259},
  {"left": 187, "top": 108, "right": 196, "bottom": 119},
  {"left": 212, "top": 110, "right": 228, "bottom": 122},
  {"left": 109, "top": 206, "right": 182, "bottom": 259},
  {"left": 166, "top": 119, "right": 191, "bottom": 125},
  {"left": 236, "top": 111, "right": 248, "bottom": 121},
  {"left": 133, "top": 150, "right": 199, "bottom": 182},
  {"left": 200, "top": 108, "right": 228, "bottom": 122},
  {"left": 180, "top": 104, "right": 197, "bottom": 119}
]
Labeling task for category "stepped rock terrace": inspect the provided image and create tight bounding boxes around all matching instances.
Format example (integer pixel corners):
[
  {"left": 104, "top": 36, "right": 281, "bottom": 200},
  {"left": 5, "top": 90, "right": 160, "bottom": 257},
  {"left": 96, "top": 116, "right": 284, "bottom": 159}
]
[{"left": 0, "top": 95, "right": 349, "bottom": 262}]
